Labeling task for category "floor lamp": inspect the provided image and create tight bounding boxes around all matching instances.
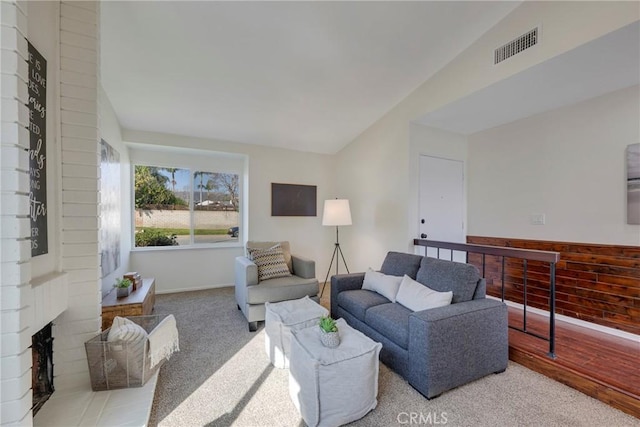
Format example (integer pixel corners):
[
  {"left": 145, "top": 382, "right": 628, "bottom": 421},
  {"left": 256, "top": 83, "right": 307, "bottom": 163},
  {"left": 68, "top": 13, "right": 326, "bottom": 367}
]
[{"left": 320, "top": 199, "right": 351, "bottom": 298}]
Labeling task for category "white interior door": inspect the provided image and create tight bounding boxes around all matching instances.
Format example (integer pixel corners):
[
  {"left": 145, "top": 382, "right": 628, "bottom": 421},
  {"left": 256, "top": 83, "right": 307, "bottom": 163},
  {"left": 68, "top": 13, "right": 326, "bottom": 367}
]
[{"left": 418, "top": 155, "right": 465, "bottom": 261}]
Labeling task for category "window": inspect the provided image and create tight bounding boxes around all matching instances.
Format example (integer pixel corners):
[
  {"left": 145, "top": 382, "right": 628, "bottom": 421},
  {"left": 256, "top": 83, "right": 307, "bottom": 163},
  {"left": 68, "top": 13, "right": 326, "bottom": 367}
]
[
  {"left": 192, "top": 171, "right": 239, "bottom": 244},
  {"left": 134, "top": 165, "right": 240, "bottom": 247}
]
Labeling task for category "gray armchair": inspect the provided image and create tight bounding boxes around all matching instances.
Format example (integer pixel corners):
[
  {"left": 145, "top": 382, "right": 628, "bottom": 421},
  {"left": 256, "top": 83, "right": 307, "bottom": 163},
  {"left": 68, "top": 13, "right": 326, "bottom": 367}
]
[{"left": 235, "top": 241, "right": 319, "bottom": 331}]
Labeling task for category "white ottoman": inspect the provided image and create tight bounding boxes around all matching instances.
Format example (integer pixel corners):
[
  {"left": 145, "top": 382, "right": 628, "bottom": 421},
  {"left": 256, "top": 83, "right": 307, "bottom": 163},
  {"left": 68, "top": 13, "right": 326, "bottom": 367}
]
[
  {"left": 264, "top": 296, "right": 328, "bottom": 369},
  {"left": 289, "top": 318, "right": 382, "bottom": 427}
]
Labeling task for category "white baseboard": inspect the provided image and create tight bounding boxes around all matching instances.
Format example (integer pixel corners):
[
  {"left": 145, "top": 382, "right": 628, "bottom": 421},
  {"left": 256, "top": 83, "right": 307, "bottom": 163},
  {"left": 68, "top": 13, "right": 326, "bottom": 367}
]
[
  {"left": 489, "top": 295, "right": 640, "bottom": 343},
  {"left": 155, "top": 283, "right": 233, "bottom": 295}
]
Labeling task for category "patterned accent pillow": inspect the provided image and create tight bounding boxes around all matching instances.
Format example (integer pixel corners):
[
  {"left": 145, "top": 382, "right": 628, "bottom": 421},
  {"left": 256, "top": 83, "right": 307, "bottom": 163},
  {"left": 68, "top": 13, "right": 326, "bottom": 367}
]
[
  {"left": 246, "top": 241, "right": 293, "bottom": 272},
  {"left": 107, "top": 316, "right": 148, "bottom": 380},
  {"left": 247, "top": 244, "right": 292, "bottom": 281}
]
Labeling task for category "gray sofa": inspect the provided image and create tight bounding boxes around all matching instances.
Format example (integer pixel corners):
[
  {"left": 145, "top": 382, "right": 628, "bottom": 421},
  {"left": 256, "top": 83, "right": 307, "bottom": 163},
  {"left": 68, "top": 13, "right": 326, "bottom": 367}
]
[
  {"left": 235, "top": 241, "right": 319, "bottom": 331},
  {"left": 331, "top": 251, "right": 508, "bottom": 398}
]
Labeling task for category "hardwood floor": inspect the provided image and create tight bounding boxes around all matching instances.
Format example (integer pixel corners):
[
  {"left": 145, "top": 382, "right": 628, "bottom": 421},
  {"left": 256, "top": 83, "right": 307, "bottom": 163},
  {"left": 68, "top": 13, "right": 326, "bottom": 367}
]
[
  {"left": 322, "top": 282, "right": 640, "bottom": 418},
  {"left": 508, "top": 305, "right": 640, "bottom": 418},
  {"left": 319, "top": 284, "right": 331, "bottom": 310}
]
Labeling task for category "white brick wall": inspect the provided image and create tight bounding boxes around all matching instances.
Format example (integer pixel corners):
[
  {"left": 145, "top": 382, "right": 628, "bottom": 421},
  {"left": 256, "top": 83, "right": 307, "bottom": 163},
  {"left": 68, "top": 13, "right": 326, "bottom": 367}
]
[
  {"left": 31, "top": 272, "right": 68, "bottom": 334},
  {"left": 54, "top": 0, "right": 101, "bottom": 392},
  {"left": 1, "top": 0, "right": 33, "bottom": 424},
  {"left": 1, "top": 1, "right": 101, "bottom": 423}
]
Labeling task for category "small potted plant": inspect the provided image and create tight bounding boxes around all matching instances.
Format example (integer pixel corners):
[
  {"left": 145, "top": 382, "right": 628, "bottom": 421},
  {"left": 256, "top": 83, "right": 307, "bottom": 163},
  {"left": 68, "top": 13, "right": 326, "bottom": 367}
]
[
  {"left": 319, "top": 316, "right": 340, "bottom": 348},
  {"left": 113, "top": 278, "right": 133, "bottom": 298}
]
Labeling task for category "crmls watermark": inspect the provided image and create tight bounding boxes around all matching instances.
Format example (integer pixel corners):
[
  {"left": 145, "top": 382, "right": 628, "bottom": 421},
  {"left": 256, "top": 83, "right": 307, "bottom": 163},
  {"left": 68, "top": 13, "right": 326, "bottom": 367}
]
[{"left": 397, "top": 411, "right": 448, "bottom": 425}]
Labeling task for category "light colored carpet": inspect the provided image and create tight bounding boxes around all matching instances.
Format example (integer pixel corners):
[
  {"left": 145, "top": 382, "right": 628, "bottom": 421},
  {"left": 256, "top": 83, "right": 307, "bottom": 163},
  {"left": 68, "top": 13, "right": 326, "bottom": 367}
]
[{"left": 149, "top": 288, "right": 637, "bottom": 426}]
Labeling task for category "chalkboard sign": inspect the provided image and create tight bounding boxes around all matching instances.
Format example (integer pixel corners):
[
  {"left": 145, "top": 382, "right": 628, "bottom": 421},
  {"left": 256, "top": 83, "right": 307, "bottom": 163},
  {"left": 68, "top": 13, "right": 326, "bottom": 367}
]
[{"left": 28, "top": 42, "right": 48, "bottom": 256}]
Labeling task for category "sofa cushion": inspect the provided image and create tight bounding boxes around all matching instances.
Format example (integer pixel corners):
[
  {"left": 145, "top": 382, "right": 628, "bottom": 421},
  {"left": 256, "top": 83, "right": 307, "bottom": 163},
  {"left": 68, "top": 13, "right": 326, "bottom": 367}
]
[
  {"left": 416, "top": 257, "right": 480, "bottom": 303},
  {"left": 396, "top": 275, "right": 453, "bottom": 312},
  {"left": 473, "top": 278, "right": 487, "bottom": 300},
  {"left": 247, "top": 244, "right": 292, "bottom": 281},
  {"left": 247, "top": 275, "right": 318, "bottom": 304},
  {"left": 337, "top": 289, "right": 389, "bottom": 322},
  {"left": 380, "top": 252, "right": 423, "bottom": 279},
  {"left": 247, "top": 241, "right": 293, "bottom": 272},
  {"left": 364, "top": 303, "right": 412, "bottom": 349},
  {"left": 362, "top": 268, "right": 402, "bottom": 302}
]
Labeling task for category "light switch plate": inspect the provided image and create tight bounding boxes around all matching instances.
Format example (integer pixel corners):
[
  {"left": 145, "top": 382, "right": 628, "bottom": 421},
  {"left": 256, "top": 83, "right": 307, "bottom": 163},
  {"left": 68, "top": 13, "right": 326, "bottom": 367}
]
[{"left": 530, "top": 213, "right": 545, "bottom": 225}]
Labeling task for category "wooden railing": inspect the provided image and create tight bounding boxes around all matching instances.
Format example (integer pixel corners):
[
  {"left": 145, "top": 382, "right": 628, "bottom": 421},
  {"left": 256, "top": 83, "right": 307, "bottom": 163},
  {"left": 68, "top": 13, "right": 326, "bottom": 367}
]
[{"left": 413, "top": 239, "right": 561, "bottom": 358}]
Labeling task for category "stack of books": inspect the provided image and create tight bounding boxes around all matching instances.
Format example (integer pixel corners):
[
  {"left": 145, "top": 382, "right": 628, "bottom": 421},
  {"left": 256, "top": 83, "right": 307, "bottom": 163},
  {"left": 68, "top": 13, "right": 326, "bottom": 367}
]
[{"left": 124, "top": 272, "right": 142, "bottom": 291}]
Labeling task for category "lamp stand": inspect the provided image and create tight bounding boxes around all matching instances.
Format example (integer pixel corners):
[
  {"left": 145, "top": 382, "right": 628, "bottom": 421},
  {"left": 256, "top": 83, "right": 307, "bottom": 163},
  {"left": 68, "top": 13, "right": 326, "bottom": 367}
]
[{"left": 320, "top": 226, "right": 349, "bottom": 298}]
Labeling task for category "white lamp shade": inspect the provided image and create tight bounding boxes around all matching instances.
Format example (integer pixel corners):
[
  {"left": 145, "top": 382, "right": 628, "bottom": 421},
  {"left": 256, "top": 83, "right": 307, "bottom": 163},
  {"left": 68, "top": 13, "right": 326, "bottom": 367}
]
[{"left": 322, "top": 199, "right": 352, "bottom": 226}]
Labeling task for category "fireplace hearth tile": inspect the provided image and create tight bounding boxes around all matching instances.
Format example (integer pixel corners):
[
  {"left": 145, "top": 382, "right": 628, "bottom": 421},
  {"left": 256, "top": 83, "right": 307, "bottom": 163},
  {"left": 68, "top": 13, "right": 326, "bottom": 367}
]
[{"left": 33, "top": 372, "right": 158, "bottom": 426}]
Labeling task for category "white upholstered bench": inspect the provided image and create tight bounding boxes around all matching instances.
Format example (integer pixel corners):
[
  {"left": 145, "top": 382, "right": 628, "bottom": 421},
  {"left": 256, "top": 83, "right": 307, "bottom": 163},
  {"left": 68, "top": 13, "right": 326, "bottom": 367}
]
[
  {"left": 288, "top": 318, "right": 382, "bottom": 427},
  {"left": 264, "top": 296, "right": 328, "bottom": 369}
]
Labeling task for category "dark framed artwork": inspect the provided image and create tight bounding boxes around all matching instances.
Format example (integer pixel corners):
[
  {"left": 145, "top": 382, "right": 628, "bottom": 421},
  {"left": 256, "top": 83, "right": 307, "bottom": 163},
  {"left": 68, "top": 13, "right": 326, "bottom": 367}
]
[
  {"left": 28, "top": 41, "right": 48, "bottom": 256},
  {"left": 271, "top": 183, "right": 317, "bottom": 216}
]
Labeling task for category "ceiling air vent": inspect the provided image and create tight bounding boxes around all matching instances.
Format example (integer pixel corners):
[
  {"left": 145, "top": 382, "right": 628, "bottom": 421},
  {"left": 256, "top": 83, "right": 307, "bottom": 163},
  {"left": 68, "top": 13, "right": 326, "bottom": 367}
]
[{"left": 494, "top": 27, "right": 539, "bottom": 64}]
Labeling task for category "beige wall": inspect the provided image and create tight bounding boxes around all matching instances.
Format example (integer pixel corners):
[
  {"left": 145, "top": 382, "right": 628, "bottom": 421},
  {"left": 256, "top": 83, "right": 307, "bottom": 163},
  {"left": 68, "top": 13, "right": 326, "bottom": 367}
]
[
  {"left": 335, "top": 1, "right": 639, "bottom": 272},
  {"left": 124, "top": 129, "right": 335, "bottom": 292},
  {"left": 468, "top": 85, "right": 640, "bottom": 245}
]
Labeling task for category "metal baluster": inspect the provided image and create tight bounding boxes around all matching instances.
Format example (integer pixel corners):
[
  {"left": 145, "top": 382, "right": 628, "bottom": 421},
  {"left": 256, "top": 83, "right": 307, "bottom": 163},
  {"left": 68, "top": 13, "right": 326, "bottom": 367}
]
[
  {"left": 412, "top": 238, "right": 559, "bottom": 358},
  {"left": 548, "top": 262, "right": 557, "bottom": 359},
  {"left": 482, "top": 254, "right": 486, "bottom": 278},
  {"left": 501, "top": 256, "right": 506, "bottom": 302},
  {"left": 523, "top": 259, "right": 528, "bottom": 332}
]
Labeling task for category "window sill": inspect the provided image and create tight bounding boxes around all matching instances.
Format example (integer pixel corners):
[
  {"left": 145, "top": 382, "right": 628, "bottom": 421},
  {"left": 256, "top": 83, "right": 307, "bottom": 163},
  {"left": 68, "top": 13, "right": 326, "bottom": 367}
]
[{"left": 131, "top": 241, "right": 243, "bottom": 252}]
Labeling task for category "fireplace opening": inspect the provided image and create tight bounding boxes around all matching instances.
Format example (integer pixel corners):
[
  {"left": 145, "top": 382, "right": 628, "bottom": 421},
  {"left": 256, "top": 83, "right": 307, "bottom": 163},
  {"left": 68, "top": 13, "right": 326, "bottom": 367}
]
[{"left": 32, "top": 322, "right": 54, "bottom": 415}]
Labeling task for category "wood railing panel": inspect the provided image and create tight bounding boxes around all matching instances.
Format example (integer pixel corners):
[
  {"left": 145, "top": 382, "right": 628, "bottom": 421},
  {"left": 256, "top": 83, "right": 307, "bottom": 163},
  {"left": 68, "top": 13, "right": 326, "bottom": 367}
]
[{"left": 467, "top": 236, "right": 640, "bottom": 335}]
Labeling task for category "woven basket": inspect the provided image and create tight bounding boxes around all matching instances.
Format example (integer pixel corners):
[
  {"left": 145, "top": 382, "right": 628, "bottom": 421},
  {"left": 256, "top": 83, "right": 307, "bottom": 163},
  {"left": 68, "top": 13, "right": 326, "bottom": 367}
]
[{"left": 84, "top": 315, "right": 167, "bottom": 391}]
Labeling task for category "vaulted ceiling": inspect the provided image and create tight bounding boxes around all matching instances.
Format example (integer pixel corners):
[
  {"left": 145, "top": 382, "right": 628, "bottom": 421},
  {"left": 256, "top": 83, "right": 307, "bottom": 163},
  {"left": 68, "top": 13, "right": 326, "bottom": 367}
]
[
  {"left": 101, "top": 1, "right": 520, "bottom": 154},
  {"left": 417, "top": 21, "right": 640, "bottom": 134},
  {"left": 102, "top": 2, "right": 639, "bottom": 155}
]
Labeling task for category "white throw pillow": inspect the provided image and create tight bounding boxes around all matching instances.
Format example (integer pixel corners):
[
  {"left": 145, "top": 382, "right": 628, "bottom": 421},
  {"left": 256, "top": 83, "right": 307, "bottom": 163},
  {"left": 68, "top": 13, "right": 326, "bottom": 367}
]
[
  {"left": 107, "top": 316, "right": 148, "bottom": 380},
  {"left": 396, "top": 275, "right": 453, "bottom": 312},
  {"left": 362, "top": 268, "right": 402, "bottom": 302}
]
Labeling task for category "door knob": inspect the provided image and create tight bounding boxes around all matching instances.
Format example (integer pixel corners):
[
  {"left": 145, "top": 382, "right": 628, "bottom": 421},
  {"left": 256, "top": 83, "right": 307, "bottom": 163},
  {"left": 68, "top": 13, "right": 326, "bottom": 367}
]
[
  {"left": 421, "top": 219, "right": 425, "bottom": 224},
  {"left": 421, "top": 233, "right": 427, "bottom": 239}
]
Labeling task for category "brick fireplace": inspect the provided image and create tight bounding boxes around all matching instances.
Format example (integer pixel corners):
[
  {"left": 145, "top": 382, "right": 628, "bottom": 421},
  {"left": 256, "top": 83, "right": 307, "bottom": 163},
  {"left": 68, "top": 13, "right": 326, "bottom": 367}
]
[{"left": 1, "top": 1, "right": 101, "bottom": 425}]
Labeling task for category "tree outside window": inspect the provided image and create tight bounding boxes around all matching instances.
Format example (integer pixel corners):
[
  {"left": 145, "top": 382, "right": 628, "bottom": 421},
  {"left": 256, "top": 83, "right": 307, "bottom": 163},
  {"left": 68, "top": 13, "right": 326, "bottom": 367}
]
[
  {"left": 134, "top": 165, "right": 240, "bottom": 247},
  {"left": 193, "top": 171, "right": 240, "bottom": 244}
]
